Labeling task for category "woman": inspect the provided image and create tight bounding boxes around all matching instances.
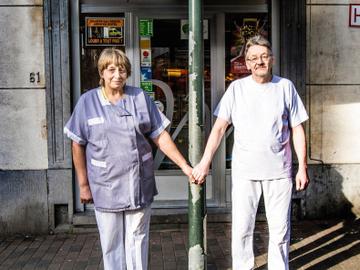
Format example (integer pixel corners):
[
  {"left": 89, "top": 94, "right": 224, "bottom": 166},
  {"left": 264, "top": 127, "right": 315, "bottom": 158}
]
[{"left": 64, "top": 48, "right": 193, "bottom": 270}]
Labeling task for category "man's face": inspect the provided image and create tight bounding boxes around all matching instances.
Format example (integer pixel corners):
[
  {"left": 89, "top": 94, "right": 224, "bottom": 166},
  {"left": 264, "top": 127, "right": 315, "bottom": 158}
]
[{"left": 245, "top": 45, "right": 273, "bottom": 79}]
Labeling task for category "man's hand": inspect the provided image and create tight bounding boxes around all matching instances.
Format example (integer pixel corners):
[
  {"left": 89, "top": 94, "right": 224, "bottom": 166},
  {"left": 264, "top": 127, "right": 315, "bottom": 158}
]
[
  {"left": 292, "top": 124, "right": 309, "bottom": 191},
  {"left": 80, "top": 184, "right": 93, "bottom": 204},
  {"left": 295, "top": 167, "right": 309, "bottom": 191},
  {"left": 191, "top": 161, "right": 210, "bottom": 184}
]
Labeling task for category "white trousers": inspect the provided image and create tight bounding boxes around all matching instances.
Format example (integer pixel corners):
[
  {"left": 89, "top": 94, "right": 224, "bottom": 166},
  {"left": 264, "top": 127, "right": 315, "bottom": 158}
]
[
  {"left": 232, "top": 178, "right": 293, "bottom": 270},
  {"left": 95, "top": 206, "right": 152, "bottom": 270}
]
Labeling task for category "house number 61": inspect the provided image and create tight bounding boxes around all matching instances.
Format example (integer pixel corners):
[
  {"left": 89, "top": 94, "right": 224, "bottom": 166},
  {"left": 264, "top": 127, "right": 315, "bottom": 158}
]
[{"left": 30, "top": 72, "right": 41, "bottom": 83}]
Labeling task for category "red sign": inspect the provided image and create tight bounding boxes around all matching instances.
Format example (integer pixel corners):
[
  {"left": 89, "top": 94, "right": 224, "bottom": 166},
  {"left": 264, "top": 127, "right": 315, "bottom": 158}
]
[{"left": 349, "top": 4, "right": 360, "bottom": 27}]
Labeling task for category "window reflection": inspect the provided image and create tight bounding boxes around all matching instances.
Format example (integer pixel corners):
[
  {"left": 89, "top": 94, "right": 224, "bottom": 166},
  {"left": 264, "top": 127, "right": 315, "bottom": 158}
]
[{"left": 142, "top": 19, "right": 211, "bottom": 170}]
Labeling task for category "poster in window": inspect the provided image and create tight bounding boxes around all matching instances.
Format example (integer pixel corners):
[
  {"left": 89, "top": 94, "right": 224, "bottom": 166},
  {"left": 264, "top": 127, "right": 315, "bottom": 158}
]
[
  {"left": 141, "top": 67, "right": 152, "bottom": 81},
  {"left": 230, "top": 55, "right": 249, "bottom": 75},
  {"left": 141, "top": 49, "right": 152, "bottom": 67},
  {"left": 228, "top": 16, "right": 268, "bottom": 79},
  {"left": 85, "top": 17, "right": 125, "bottom": 46},
  {"left": 140, "top": 81, "right": 153, "bottom": 92},
  {"left": 139, "top": 19, "right": 153, "bottom": 36}
]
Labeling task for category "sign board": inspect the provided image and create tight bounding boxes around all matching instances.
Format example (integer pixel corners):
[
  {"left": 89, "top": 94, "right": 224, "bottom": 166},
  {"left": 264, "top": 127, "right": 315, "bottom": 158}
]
[
  {"left": 139, "top": 19, "right": 153, "bottom": 36},
  {"left": 349, "top": 4, "right": 360, "bottom": 27},
  {"left": 140, "top": 36, "right": 151, "bottom": 49},
  {"left": 140, "top": 49, "right": 152, "bottom": 67},
  {"left": 141, "top": 67, "right": 152, "bottom": 81},
  {"left": 140, "top": 81, "right": 153, "bottom": 93},
  {"left": 85, "top": 17, "right": 125, "bottom": 46}
]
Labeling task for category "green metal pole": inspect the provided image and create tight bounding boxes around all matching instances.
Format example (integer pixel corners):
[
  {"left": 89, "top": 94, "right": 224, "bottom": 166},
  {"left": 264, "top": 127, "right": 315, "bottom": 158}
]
[{"left": 188, "top": 0, "right": 206, "bottom": 269}]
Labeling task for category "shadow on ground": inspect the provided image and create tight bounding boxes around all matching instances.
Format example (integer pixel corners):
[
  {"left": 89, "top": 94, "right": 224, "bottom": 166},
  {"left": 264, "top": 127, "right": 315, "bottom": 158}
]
[{"left": 255, "top": 218, "right": 360, "bottom": 270}]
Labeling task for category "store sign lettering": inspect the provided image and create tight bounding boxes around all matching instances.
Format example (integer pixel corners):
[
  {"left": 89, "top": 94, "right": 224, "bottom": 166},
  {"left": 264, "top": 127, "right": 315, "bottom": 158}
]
[
  {"left": 85, "top": 17, "right": 125, "bottom": 46},
  {"left": 349, "top": 4, "right": 360, "bottom": 27},
  {"left": 139, "top": 19, "right": 153, "bottom": 36}
]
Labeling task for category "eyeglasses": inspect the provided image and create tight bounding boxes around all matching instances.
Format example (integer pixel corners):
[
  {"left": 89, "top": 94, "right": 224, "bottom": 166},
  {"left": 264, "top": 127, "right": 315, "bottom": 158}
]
[
  {"left": 105, "top": 66, "right": 127, "bottom": 75},
  {"left": 246, "top": 54, "right": 272, "bottom": 64}
]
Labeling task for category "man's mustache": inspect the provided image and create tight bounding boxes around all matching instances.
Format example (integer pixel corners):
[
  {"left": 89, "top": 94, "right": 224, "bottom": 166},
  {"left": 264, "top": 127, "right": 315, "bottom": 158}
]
[{"left": 255, "top": 63, "right": 266, "bottom": 68}]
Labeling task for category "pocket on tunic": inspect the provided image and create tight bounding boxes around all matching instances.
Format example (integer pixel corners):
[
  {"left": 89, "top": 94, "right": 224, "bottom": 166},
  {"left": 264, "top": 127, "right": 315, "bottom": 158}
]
[
  {"left": 91, "top": 158, "right": 106, "bottom": 168},
  {"left": 88, "top": 117, "right": 106, "bottom": 142},
  {"left": 89, "top": 158, "right": 108, "bottom": 180}
]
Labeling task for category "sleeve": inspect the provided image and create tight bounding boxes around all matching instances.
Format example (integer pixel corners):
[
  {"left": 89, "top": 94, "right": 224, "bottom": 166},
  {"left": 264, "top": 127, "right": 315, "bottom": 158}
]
[
  {"left": 63, "top": 96, "right": 88, "bottom": 145},
  {"left": 144, "top": 93, "right": 171, "bottom": 139},
  {"left": 213, "top": 81, "right": 235, "bottom": 124},
  {"left": 288, "top": 82, "right": 309, "bottom": 128}
]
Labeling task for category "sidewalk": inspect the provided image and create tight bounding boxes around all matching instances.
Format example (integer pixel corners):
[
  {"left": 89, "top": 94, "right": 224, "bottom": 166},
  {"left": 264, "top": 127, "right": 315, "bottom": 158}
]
[{"left": 0, "top": 219, "right": 359, "bottom": 270}]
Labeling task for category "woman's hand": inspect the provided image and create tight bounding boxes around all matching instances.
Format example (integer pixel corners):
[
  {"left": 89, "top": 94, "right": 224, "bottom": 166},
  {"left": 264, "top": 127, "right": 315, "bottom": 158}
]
[
  {"left": 181, "top": 164, "right": 198, "bottom": 184},
  {"left": 80, "top": 184, "right": 93, "bottom": 204}
]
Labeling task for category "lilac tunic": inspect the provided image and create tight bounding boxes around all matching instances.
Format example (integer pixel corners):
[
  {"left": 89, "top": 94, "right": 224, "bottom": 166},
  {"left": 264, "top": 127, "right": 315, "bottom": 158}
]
[{"left": 64, "top": 86, "right": 170, "bottom": 212}]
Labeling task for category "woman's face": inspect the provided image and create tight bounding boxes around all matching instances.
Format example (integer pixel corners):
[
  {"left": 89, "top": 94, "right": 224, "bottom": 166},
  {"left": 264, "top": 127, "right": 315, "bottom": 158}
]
[{"left": 101, "top": 63, "right": 128, "bottom": 91}]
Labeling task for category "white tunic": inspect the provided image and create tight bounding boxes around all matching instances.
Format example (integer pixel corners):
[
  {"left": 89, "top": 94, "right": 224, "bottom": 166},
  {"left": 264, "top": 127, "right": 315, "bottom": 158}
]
[{"left": 215, "top": 75, "right": 308, "bottom": 180}]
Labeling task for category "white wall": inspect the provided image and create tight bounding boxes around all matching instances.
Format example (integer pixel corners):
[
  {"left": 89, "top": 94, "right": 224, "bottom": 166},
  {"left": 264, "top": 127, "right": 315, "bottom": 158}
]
[
  {"left": 307, "top": 3, "right": 360, "bottom": 163},
  {"left": 306, "top": 0, "right": 360, "bottom": 217},
  {"left": 0, "top": 3, "right": 47, "bottom": 170}
]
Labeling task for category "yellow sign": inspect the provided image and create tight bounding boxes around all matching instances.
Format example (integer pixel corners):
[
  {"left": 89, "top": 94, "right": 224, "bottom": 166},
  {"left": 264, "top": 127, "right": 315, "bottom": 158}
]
[{"left": 85, "top": 17, "right": 125, "bottom": 46}]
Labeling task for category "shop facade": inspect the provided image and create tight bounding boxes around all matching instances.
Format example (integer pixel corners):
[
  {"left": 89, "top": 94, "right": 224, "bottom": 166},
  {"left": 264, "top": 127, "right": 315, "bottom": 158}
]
[
  {"left": 1, "top": 0, "right": 359, "bottom": 235},
  {"left": 71, "top": 0, "right": 277, "bottom": 214}
]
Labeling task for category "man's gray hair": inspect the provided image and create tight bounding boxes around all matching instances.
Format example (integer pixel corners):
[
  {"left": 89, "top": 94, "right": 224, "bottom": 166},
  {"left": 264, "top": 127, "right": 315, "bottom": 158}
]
[{"left": 244, "top": 35, "right": 272, "bottom": 57}]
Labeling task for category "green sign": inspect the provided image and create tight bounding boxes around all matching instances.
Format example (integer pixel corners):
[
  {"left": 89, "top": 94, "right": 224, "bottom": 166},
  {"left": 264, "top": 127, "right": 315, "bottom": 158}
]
[
  {"left": 139, "top": 19, "right": 153, "bottom": 36},
  {"left": 140, "top": 81, "right": 153, "bottom": 92}
]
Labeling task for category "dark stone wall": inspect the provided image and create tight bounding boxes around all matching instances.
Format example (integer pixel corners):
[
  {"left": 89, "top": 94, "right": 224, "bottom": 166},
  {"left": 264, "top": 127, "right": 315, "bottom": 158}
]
[{"left": 0, "top": 171, "right": 48, "bottom": 235}]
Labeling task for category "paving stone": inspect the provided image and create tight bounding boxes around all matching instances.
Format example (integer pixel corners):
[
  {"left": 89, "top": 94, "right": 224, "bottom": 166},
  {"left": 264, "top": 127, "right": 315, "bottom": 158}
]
[{"left": 0, "top": 219, "right": 359, "bottom": 269}]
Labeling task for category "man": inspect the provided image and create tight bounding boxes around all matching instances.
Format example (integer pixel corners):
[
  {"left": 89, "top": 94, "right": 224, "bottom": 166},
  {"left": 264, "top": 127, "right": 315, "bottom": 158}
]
[{"left": 192, "top": 35, "right": 309, "bottom": 270}]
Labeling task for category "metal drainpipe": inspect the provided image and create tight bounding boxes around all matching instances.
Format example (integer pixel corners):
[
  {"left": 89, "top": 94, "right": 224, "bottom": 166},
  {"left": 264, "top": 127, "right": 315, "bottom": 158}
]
[{"left": 188, "top": 0, "right": 207, "bottom": 269}]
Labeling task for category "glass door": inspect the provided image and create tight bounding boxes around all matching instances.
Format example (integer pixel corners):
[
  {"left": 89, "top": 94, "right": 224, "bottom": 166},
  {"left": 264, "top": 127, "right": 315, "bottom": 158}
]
[{"left": 136, "top": 17, "right": 214, "bottom": 207}]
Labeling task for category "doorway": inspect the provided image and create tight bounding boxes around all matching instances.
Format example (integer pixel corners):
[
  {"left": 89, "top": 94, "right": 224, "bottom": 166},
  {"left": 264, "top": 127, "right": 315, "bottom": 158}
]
[{"left": 71, "top": 2, "right": 271, "bottom": 213}]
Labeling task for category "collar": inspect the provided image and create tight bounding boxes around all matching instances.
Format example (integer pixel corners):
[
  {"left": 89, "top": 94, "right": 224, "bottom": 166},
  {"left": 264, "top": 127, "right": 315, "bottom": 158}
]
[{"left": 97, "top": 87, "right": 111, "bottom": 106}]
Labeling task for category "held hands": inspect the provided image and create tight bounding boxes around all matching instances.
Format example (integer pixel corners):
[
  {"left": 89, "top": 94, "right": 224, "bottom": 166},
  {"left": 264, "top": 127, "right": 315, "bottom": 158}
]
[
  {"left": 191, "top": 160, "right": 210, "bottom": 185},
  {"left": 181, "top": 164, "right": 205, "bottom": 185},
  {"left": 181, "top": 164, "right": 198, "bottom": 185},
  {"left": 295, "top": 167, "right": 310, "bottom": 191},
  {"left": 80, "top": 184, "right": 94, "bottom": 204}
]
